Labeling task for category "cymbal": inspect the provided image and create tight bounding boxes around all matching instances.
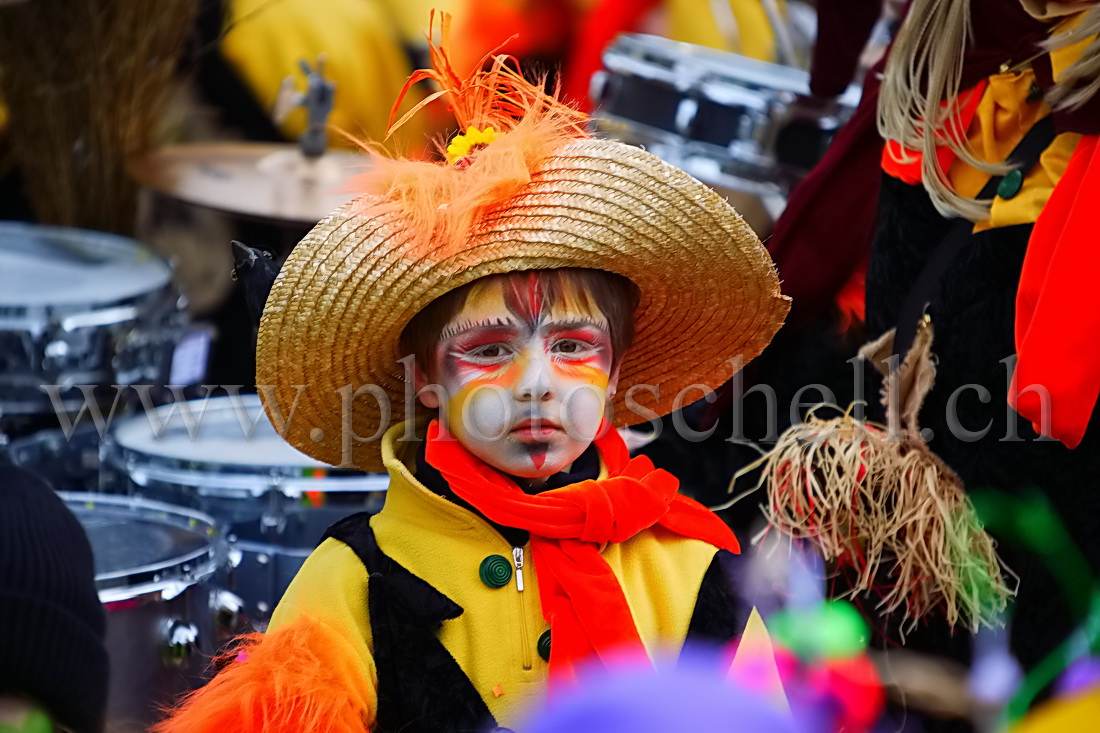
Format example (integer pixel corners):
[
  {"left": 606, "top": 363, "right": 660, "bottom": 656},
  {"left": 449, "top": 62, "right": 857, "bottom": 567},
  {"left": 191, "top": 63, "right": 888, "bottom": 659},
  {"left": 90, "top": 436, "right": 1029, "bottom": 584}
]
[{"left": 128, "top": 142, "right": 368, "bottom": 225}]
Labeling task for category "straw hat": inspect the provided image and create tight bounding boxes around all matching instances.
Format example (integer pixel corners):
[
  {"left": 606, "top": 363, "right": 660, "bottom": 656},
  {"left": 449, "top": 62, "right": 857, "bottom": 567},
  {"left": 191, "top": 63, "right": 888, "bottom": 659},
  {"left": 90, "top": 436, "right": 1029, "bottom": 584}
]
[{"left": 256, "top": 17, "right": 789, "bottom": 471}]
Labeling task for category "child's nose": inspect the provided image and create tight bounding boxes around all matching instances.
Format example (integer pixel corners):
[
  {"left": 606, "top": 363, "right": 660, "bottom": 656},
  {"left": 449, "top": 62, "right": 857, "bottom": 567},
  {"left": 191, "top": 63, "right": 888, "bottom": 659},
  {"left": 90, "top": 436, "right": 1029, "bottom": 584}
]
[{"left": 515, "top": 351, "right": 554, "bottom": 402}]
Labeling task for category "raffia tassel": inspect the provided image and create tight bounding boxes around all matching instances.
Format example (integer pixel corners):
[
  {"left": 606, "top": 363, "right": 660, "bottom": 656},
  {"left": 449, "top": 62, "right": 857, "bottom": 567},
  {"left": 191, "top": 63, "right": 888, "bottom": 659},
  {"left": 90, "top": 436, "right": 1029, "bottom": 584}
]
[{"left": 760, "top": 407, "right": 1012, "bottom": 633}]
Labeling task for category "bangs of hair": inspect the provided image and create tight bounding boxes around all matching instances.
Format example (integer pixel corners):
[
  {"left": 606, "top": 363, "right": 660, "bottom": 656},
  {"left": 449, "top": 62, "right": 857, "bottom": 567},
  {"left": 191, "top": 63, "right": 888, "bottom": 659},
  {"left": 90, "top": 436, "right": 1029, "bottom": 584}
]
[{"left": 400, "top": 269, "right": 639, "bottom": 377}]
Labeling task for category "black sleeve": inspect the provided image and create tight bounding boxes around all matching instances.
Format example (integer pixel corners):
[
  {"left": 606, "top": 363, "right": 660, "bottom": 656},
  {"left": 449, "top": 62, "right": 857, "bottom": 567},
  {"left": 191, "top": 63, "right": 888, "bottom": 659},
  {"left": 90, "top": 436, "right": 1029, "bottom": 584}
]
[{"left": 683, "top": 549, "right": 748, "bottom": 647}]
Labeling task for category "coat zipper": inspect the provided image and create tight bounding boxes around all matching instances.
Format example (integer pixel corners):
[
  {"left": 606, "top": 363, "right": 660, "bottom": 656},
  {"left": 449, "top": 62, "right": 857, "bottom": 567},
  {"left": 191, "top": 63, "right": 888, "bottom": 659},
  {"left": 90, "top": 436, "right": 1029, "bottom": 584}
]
[{"left": 513, "top": 545, "right": 532, "bottom": 670}]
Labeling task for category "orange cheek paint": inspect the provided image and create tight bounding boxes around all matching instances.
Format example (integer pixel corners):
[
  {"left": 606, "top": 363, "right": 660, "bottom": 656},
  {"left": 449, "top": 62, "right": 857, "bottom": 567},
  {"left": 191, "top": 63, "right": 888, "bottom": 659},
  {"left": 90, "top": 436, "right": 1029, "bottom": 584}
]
[
  {"left": 551, "top": 362, "right": 610, "bottom": 388},
  {"left": 445, "top": 358, "right": 526, "bottom": 439}
]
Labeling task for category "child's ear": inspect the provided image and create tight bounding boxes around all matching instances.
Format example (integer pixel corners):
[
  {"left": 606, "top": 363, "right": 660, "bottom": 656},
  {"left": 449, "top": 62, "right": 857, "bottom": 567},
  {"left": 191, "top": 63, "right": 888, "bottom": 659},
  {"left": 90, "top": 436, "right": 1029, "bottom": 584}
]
[
  {"left": 607, "top": 364, "right": 622, "bottom": 400},
  {"left": 413, "top": 363, "right": 440, "bottom": 409}
]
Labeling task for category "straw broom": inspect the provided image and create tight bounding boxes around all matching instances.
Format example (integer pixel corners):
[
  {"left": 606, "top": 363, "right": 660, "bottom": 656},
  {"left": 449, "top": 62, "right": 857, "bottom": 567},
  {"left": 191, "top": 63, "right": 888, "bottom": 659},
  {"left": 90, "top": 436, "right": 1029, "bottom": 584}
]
[{"left": 0, "top": 0, "right": 197, "bottom": 234}]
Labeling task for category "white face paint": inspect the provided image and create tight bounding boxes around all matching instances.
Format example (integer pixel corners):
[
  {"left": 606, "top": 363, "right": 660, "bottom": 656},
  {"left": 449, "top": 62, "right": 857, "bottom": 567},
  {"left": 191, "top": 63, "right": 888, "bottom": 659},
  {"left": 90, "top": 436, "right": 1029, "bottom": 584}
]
[{"left": 420, "top": 274, "right": 619, "bottom": 481}]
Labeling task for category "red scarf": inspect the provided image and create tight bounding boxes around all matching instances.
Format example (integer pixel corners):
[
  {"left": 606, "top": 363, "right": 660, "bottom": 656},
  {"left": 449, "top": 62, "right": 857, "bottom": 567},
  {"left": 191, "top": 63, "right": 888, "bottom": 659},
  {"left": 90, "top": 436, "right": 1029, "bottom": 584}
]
[{"left": 424, "top": 419, "right": 740, "bottom": 681}]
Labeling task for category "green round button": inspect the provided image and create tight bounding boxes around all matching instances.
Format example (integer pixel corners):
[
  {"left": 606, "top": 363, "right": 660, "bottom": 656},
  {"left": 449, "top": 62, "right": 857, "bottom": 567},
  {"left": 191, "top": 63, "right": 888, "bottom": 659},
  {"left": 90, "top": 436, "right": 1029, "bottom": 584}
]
[
  {"left": 537, "top": 630, "right": 552, "bottom": 662},
  {"left": 479, "top": 555, "right": 512, "bottom": 588},
  {"left": 998, "top": 169, "right": 1024, "bottom": 199}
]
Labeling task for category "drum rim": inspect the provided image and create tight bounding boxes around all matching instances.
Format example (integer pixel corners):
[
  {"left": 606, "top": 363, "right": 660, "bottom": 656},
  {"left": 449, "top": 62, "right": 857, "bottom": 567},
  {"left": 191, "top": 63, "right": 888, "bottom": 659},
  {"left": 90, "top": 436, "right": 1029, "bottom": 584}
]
[
  {"left": 0, "top": 221, "right": 173, "bottom": 312},
  {"left": 59, "top": 492, "right": 220, "bottom": 598},
  {"left": 601, "top": 33, "right": 862, "bottom": 106},
  {"left": 605, "top": 34, "right": 809, "bottom": 90},
  {"left": 103, "top": 394, "right": 390, "bottom": 493}
]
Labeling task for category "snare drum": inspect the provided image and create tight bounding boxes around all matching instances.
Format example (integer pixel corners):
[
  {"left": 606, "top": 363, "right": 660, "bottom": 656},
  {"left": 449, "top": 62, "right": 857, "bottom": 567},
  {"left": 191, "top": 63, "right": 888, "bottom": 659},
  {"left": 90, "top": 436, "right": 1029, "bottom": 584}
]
[
  {"left": 0, "top": 223, "right": 196, "bottom": 429},
  {"left": 101, "top": 394, "right": 388, "bottom": 622},
  {"left": 62, "top": 493, "right": 221, "bottom": 732},
  {"left": 591, "top": 34, "right": 861, "bottom": 195}
]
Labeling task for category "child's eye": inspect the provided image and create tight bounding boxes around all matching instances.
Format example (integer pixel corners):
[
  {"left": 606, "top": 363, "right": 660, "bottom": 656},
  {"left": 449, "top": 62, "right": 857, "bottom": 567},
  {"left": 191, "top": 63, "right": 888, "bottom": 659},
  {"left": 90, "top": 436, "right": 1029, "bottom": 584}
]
[
  {"left": 551, "top": 339, "right": 590, "bottom": 356},
  {"left": 467, "top": 343, "right": 511, "bottom": 362}
]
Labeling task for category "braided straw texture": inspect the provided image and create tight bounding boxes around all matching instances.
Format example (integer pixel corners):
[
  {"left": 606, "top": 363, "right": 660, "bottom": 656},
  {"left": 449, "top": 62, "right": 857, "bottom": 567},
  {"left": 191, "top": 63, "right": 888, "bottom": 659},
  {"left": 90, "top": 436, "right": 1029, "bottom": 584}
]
[
  {"left": 760, "top": 324, "right": 1012, "bottom": 632},
  {"left": 256, "top": 139, "right": 789, "bottom": 470}
]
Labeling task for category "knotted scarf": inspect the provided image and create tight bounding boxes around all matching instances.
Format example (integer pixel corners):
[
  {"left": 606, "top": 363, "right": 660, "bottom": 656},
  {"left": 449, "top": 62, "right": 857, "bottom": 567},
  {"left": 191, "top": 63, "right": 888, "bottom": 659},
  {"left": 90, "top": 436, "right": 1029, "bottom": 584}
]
[{"left": 424, "top": 419, "right": 740, "bottom": 682}]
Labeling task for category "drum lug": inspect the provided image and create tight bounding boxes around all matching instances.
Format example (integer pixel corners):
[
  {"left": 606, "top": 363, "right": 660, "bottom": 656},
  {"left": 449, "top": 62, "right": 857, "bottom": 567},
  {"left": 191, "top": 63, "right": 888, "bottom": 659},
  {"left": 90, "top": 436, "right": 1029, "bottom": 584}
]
[
  {"left": 227, "top": 543, "right": 243, "bottom": 569},
  {"left": 589, "top": 70, "right": 609, "bottom": 106},
  {"left": 674, "top": 97, "right": 698, "bottom": 138},
  {"left": 161, "top": 619, "right": 200, "bottom": 668},
  {"left": 211, "top": 589, "right": 247, "bottom": 640}
]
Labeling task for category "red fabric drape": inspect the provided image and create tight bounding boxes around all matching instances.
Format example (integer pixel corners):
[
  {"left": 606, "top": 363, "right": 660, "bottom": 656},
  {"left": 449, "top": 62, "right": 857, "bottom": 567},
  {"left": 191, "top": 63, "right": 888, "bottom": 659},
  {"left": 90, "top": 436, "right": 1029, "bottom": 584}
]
[
  {"left": 1011, "top": 134, "right": 1100, "bottom": 448},
  {"left": 425, "top": 420, "right": 739, "bottom": 681},
  {"left": 561, "top": 0, "right": 661, "bottom": 110}
]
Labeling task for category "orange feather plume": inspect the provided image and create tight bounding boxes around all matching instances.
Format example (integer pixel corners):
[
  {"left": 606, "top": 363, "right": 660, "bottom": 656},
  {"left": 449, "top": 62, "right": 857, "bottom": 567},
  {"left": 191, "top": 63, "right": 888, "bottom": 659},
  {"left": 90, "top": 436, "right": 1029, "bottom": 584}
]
[
  {"left": 151, "top": 616, "right": 377, "bottom": 733},
  {"left": 346, "top": 11, "right": 590, "bottom": 261}
]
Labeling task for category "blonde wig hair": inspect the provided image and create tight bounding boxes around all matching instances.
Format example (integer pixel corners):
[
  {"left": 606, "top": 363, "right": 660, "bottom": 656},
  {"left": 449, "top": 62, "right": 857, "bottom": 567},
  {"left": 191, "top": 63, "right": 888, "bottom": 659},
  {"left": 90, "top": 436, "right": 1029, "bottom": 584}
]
[
  {"left": 1044, "top": 6, "right": 1100, "bottom": 111},
  {"left": 880, "top": 0, "right": 1100, "bottom": 222},
  {"left": 878, "top": 0, "right": 1008, "bottom": 222}
]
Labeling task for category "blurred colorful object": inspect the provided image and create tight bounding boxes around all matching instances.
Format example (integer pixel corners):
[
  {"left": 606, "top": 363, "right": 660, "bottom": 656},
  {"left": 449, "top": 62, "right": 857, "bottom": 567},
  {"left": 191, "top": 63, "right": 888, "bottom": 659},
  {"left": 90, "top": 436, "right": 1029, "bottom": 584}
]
[
  {"left": 968, "top": 623, "right": 1023, "bottom": 715},
  {"left": 765, "top": 598, "right": 882, "bottom": 732},
  {"left": 735, "top": 536, "right": 882, "bottom": 730},
  {"left": 522, "top": 655, "right": 799, "bottom": 733},
  {"left": 970, "top": 488, "right": 1092, "bottom": 622},
  {"left": 1001, "top": 589, "right": 1100, "bottom": 726},
  {"left": 728, "top": 608, "right": 791, "bottom": 714},
  {"left": 664, "top": 0, "right": 788, "bottom": 60},
  {"left": 773, "top": 648, "right": 883, "bottom": 733},
  {"left": 969, "top": 488, "right": 1100, "bottom": 727},
  {"left": 518, "top": 595, "right": 882, "bottom": 732},
  {"left": 1011, "top": 684, "right": 1100, "bottom": 732},
  {"left": 769, "top": 599, "right": 869, "bottom": 661},
  {"left": 452, "top": 0, "right": 792, "bottom": 112},
  {"left": 1055, "top": 656, "right": 1100, "bottom": 698}
]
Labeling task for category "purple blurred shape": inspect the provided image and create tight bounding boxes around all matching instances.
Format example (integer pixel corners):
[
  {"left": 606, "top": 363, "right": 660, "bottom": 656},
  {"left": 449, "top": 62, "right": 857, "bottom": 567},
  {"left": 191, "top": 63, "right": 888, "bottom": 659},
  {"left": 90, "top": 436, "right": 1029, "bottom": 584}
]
[
  {"left": 522, "top": 656, "right": 807, "bottom": 733},
  {"left": 1056, "top": 656, "right": 1100, "bottom": 697}
]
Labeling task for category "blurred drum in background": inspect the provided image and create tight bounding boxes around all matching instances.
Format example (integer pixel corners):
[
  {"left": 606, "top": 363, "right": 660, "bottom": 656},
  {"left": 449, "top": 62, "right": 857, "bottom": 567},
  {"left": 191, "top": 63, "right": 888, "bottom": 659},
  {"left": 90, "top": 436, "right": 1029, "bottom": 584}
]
[
  {"left": 62, "top": 493, "right": 225, "bottom": 733},
  {"left": 101, "top": 394, "right": 388, "bottom": 624},
  {"left": 0, "top": 223, "right": 200, "bottom": 450},
  {"left": 6, "top": 423, "right": 105, "bottom": 492},
  {"left": 590, "top": 33, "right": 860, "bottom": 229}
]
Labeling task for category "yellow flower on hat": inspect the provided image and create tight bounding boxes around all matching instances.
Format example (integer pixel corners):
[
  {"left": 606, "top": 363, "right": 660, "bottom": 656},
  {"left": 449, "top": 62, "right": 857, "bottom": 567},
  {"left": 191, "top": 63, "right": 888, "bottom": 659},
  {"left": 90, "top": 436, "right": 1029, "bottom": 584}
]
[{"left": 446, "top": 125, "right": 497, "bottom": 163}]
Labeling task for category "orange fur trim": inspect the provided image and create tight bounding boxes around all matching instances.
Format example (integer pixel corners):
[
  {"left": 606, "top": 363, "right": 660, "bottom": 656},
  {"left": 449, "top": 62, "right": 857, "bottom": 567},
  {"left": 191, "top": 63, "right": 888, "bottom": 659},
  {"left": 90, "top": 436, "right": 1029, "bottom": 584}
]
[
  {"left": 345, "top": 11, "right": 589, "bottom": 261},
  {"left": 152, "top": 616, "right": 376, "bottom": 733}
]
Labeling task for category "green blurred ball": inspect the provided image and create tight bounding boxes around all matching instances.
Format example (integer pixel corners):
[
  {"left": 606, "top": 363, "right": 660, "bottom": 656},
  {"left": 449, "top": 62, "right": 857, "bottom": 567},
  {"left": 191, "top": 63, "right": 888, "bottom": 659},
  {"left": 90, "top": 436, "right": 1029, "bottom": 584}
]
[{"left": 768, "top": 600, "right": 869, "bottom": 661}]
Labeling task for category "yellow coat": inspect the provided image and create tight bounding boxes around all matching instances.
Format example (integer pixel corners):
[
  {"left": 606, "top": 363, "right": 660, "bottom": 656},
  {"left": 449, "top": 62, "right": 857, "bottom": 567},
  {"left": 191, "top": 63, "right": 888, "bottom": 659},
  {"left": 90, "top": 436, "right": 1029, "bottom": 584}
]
[{"left": 268, "top": 422, "right": 724, "bottom": 728}]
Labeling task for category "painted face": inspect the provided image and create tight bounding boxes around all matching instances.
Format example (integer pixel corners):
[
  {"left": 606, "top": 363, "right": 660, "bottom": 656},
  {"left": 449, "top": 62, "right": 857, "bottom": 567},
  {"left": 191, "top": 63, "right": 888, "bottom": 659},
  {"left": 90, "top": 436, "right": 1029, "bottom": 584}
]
[{"left": 425, "top": 274, "right": 617, "bottom": 480}]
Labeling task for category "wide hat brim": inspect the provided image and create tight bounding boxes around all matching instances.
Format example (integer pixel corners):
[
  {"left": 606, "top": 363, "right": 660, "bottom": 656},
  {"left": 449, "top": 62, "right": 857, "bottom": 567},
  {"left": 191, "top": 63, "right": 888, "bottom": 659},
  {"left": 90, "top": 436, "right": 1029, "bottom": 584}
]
[{"left": 256, "top": 139, "right": 790, "bottom": 471}]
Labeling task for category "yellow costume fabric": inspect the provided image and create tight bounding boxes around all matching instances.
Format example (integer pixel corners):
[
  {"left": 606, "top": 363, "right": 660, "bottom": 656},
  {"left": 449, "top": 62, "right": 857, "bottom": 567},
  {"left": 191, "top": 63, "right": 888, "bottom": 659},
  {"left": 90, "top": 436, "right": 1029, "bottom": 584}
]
[
  {"left": 268, "top": 422, "right": 721, "bottom": 727},
  {"left": 664, "top": 0, "right": 782, "bottom": 61},
  {"left": 1013, "top": 686, "right": 1100, "bottom": 731},
  {"left": 220, "top": 0, "right": 438, "bottom": 155}
]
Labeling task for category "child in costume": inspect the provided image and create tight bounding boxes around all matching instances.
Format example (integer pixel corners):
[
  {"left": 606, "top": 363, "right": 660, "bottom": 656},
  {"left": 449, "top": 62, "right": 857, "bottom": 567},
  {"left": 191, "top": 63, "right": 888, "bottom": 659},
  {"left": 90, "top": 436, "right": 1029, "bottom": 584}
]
[{"left": 155, "top": 15, "right": 789, "bottom": 733}]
